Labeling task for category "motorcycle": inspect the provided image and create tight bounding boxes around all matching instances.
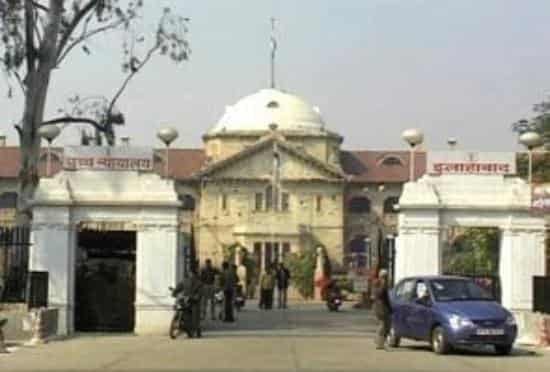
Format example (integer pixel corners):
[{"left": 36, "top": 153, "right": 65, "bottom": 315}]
[
  {"left": 234, "top": 284, "right": 246, "bottom": 312},
  {"left": 214, "top": 289, "right": 225, "bottom": 320},
  {"left": 168, "top": 287, "right": 202, "bottom": 339},
  {"left": 326, "top": 289, "right": 343, "bottom": 312}
]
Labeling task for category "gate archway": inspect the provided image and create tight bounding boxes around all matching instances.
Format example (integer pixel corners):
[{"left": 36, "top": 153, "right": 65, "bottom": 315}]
[{"left": 396, "top": 170, "right": 546, "bottom": 311}]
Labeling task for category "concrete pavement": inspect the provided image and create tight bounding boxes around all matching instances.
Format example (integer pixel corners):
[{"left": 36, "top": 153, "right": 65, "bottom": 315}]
[{"left": 0, "top": 301, "right": 548, "bottom": 372}]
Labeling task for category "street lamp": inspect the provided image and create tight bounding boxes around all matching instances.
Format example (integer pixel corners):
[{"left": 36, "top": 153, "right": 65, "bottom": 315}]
[
  {"left": 402, "top": 129, "right": 424, "bottom": 182},
  {"left": 157, "top": 127, "right": 179, "bottom": 178},
  {"left": 519, "top": 131, "right": 543, "bottom": 183},
  {"left": 38, "top": 124, "right": 61, "bottom": 177},
  {"left": 447, "top": 137, "right": 457, "bottom": 150}
]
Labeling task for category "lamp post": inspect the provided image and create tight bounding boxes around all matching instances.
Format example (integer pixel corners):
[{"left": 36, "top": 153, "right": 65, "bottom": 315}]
[
  {"left": 38, "top": 125, "right": 61, "bottom": 177},
  {"left": 364, "top": 237, "right": 372, "bottom": 269},
  {"left": 447, "top": 137, "right": 457, "bottom": 150},
  {"left": 157, "top": 127, "right": 179, "bottom": 178},
  {"left": 402, "top": 129, "right": 424, "bottom": 182},
  {"left": 519, "top": 132, "right": 543, "bottom": 183},
  {"left": 386, "top": 234, "right": 396, "bottom": 286}
]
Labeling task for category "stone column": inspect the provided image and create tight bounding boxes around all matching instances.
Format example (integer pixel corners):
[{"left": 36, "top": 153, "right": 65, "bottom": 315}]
[
  {"left": 30, "top": 206, "right": 75, "bottom": 336},
  {"left": 500, "top": 228, "right": 546, "bottom": 311},
  {"left": 314, "top": 246, "right": 326, "bottom": 300}
]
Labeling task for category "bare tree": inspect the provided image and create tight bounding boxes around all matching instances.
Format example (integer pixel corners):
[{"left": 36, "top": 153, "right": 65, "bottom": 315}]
[{"left": 0, "top": 0, "right": 190, "bottom": 225}]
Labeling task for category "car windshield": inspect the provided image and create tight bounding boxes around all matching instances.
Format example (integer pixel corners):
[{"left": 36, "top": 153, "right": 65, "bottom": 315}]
[{"left": 429, "top": 279, "right": 494, "bottom": 302}]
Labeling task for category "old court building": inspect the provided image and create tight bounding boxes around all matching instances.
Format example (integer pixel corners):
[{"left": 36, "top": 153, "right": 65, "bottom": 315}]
[{"left": 0, "top": 88, "right": 421, "bottom": 335}]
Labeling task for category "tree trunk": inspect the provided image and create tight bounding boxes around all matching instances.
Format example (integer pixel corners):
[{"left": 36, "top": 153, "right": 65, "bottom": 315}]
[{"left": 16, "top": 0, "right": 64, "bottom": 227}]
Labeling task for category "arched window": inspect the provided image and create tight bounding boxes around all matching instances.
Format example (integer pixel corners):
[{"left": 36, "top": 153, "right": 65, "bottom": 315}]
[
  {"left": 179, "top": 194, "right": 196, "bottom": 211},
  {"left": 348, "top": 196, "right": 371, "bottom": 213},
  {"left": 377, "top": 155, "right": 404, "bottom": 167},
  {"left": 0, "top": 192, "right": 17, "bottom": 208},
  {"left": 383, "top": 197, "right": 400, "bottom": 214}
]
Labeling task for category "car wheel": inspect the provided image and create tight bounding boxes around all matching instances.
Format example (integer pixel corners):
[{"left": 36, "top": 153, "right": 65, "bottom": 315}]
[
  {"left": 431, "top": 326, "right": 451, "bottom": 355},
  {"left": 495, "top": 344, "right": 513, "bottom": 355},
  {"left": 387, "top": 326, "right": 401, "bottom": 348}
]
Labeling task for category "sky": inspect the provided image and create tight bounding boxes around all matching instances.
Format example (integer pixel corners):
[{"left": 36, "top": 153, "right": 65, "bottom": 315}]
[{"left": 2, "top": 0, "right": 550, "bottom": 151}]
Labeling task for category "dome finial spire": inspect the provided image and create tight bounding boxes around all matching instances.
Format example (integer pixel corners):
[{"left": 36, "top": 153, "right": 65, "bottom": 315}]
[{"left": 270, "top": 17, "right": 277, "bottom": 89}]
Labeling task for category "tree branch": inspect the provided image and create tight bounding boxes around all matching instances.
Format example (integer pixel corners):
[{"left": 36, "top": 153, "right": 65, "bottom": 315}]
[
  {"left": 13, "top": 71, "right": 27, "bottom": 94},
  {"left": 56, "top": 19, "right": 125, "bottom": 66},
  {"left": 31, "top": 1, "right": 49, "bottom": 12},
  {"left": 108, "top": 44, "right": 160, "bottom": 115},
  {"left": 41, "top": 116, "right": 104, "bottom": 131},
  {"left": 56, "top": 0, "right": 100, "bottom": 61}
]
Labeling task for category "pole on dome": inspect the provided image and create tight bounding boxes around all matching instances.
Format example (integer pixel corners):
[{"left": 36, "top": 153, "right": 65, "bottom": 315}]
[{"left": 270, "top": 17, "right": 277, "bottom": 89}]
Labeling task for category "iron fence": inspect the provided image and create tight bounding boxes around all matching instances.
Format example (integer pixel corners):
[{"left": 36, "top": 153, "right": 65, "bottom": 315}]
[{"left": 0, "top": 226, "right": 31, "bottom": 303}]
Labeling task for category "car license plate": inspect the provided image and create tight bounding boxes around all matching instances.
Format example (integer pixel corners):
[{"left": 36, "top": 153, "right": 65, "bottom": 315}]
[{"left": 476, "top": 328, "right": 505, "bottom": 336}]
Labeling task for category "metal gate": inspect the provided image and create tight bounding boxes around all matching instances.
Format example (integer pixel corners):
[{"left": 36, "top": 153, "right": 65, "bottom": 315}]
[{"left": 0, "top": 226, "right": 31, "bottom": 303}]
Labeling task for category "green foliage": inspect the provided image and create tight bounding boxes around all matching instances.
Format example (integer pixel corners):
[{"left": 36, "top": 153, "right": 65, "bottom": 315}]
[
  {"left": 445, "top": 228, "right": 499, "bottom": 275},
  {"left": 284, "top": 248, "right": 316, "bottom": 299},
  {"left": 512, "top": 99, "right": 550, "bottom": 149},
  {"left": 332, "top": 274, "right": 353, "bottom": 293},
  {"left": 284, "top": 246, "right": 330, "bottom": 299},
  {"left": 516, "top": 153, "right": 550, "bottom": 183}
]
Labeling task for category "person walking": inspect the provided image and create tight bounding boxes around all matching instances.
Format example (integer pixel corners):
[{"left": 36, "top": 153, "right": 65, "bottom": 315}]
[
  {"left": 220, "top": 261, "right": 237, "bottom": 322},
  {"left": 373, "top": 269, "right": 392, "bottom": 350},
  {"left": 259, "top": 266, "right": 276, "bottom": 310},
  {"left": 200, "top": 259, "right": 218, "bottom": 320},
  {"left": 275, "top": 262, "right": 291, "bottom": 309}
]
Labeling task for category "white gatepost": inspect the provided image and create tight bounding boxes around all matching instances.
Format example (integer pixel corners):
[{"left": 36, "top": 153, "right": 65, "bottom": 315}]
[
  {"left": 134, "top": 216, "right": 180, "bottom": 335},
  {"left": 30, "top": 205, "right": 75, "bottom": 336},
  {"left": 499, "top": 227, "right": 546, "bottom": 311}
]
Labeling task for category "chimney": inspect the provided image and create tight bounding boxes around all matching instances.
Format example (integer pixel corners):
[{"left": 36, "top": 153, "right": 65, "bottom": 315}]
[
  {"left": 0, "top": 133, "right": 6, "bottom": 147},
  {"left": 120, "top": 136, "right": 130, "bottom": 146}
]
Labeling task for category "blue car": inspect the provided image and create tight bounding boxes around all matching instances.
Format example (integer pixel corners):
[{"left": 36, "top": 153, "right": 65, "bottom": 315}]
[{"left": 389, "top": 276, "right": 517, "bottom": 355}]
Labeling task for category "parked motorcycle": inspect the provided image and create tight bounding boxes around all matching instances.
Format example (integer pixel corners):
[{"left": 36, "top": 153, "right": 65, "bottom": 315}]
[
  {"left": 234, "top": 284, "right": 246, "bottom": 312},
  {"left": 326, "top": 286, "right": 343, "bottom": 312},
  {"left": 168, "top": 287, "right": 201, "bottom": 339},
  {"left": 214, "top": 289, "right": 225, "bottom": 320}
]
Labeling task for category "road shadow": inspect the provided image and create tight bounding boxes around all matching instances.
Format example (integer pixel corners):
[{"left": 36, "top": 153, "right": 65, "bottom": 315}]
[{"left": 396, "top": 344, "right": 541, "bottom": 358}]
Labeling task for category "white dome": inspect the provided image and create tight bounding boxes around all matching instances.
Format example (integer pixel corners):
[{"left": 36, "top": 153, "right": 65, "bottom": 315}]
[{"left": 209, "top": 89, "right": 325, "bottom": 134}]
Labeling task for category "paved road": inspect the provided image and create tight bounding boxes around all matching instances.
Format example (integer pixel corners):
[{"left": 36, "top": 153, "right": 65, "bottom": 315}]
[{"left": 1, "top": 301, "right": 548, "bottom": 372}]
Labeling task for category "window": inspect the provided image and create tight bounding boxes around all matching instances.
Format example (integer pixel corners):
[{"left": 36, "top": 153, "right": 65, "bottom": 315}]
[
  {"left": 281, "top": 193, "right": 289, "bottom": 211},
  {"left": 316, "top": 195, "right": 322, "bottom": 212},
  {"left": 265, "top": 186, "right": 273, "bottom": 210},
  {"left": 348, "top": 196, "right": 371, "bottom": 213},
  {"left": 394, "top": 279, "right": 415, "bottom": 301},
  {"left": 0, "top": 192, "right": 17, "bottom": 208},
  {"left": 255, "top": 193, "right": 263, "bottom": 211},
  {"left": 179, "top": 194, "right": 196, "bottom": 211},
  {"left": 380, "top": 155, "right": 404, "bottom": 166},
  {"left": 383, "top": 197, "right": 399, "bottom": 214},
  {"left": 221, "top": 194, "right": 228, "bottom": 211},
  {"left": 282, "top": 242, "right": 291, "bottom": 258}
]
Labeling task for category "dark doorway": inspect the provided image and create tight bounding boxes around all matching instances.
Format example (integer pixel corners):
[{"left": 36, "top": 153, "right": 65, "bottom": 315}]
[{"left": 75, "top": 230, "right": 136, "bottom": 332}]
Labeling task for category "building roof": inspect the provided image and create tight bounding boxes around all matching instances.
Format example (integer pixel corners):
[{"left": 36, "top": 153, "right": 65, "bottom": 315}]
[
  {"left": 0, "top": 146, "right": 424, "bottom": 183},
  {"left": 341, "top": 150, "right": 427, "bottom": 183},
  {"left": 209, "top": 88, "right": 325, "bottom": 134}
]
